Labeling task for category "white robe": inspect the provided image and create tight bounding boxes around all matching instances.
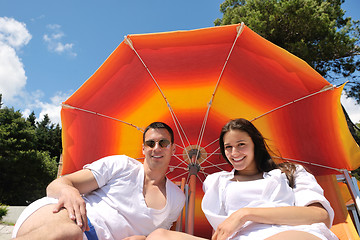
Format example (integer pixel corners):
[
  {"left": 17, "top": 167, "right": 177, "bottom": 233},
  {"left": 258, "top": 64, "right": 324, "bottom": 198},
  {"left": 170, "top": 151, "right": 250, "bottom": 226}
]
[
  {"left": 201, "top": 165, "right": 338, "bottom": 240},
  {"left": 12, "top": 155, "right": 185, "bottom": 240}
]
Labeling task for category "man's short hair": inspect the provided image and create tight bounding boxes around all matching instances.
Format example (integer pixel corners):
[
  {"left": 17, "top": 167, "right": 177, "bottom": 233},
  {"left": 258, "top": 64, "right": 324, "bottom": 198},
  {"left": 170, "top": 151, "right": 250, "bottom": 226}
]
[{"left": 143, "top": 122, "right": 174, "bottom": 143}]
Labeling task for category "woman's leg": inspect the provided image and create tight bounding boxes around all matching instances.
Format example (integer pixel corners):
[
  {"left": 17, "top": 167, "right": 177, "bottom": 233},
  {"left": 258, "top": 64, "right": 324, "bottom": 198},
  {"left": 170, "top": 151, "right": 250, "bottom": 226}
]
[
  {"left": 265, "top": 230, "right": 322, "bottom": 240},
  {"left": 146, "top": 228, "right": 207, "bottom": 240},
  {"left": 14, "top": 204, "right": 83, "bottom": 240}
]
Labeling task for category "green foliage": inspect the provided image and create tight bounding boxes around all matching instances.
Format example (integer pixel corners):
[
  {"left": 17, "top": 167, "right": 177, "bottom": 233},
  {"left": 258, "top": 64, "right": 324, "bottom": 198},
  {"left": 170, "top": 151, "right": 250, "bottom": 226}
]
[
  {"left": 215, "top": 0, "right": 360, "bottom": 103},
  {"left": 0, "top": 107, "right": 60, "bottom": 205},
  {"left": 35, "top": 114, "right": 62, "bottom": 163},
  {"left": 0, "top": 204, "right": 8, "bottom": 221},
  {"left": 353, "top": 170, "right": 360, "bottom": 181},
  {"left": 27, "top": 111, "right": 36, "bottom": 127}
]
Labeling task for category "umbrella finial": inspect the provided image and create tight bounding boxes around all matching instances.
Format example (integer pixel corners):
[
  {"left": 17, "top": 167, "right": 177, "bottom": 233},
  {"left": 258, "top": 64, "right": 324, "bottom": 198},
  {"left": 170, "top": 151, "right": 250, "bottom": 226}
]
[{"left": 124, "top": 36, "right": 135, "bottom": 50}]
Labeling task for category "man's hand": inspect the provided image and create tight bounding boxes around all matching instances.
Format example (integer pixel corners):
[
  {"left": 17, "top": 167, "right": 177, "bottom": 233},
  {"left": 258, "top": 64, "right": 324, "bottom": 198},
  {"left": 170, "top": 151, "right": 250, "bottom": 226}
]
[
  {"left": 122, "top": 235, "right": 147, "bottom": 240},
  {"left": 47, "top": 169, "right": 99, "bottom": 232},
  {"left": 52, "top": 186, "right": 89, "bottom": 232}
]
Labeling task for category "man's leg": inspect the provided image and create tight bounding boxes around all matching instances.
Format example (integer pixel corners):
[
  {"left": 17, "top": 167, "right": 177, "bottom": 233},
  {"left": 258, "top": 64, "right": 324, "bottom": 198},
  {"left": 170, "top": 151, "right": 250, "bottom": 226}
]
[{"left": 14, "top": 204, "right": 83, "bottom": 240}]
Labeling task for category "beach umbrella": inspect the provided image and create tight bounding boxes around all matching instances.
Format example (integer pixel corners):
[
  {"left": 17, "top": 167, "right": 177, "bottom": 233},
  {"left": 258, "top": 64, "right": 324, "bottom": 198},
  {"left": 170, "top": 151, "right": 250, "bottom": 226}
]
[{"left": 60, "top": 23, "right": 360, "bottom": 238}]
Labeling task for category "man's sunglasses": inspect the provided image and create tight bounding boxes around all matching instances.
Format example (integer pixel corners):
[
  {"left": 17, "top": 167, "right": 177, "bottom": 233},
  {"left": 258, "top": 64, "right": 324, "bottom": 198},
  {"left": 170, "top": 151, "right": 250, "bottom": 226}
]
[{"left": 144, "top": 139, "right": 171, "bottom": 148}]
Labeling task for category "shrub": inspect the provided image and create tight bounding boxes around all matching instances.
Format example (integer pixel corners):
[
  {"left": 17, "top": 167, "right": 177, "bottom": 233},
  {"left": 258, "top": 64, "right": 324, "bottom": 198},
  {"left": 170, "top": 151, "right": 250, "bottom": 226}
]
[{"left": 0, "top": 204, "right": 9, "bottom": 221}]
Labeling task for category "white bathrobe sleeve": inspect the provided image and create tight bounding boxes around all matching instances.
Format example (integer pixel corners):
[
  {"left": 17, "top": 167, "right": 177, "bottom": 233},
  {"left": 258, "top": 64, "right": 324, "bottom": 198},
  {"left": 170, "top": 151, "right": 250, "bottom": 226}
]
[
  {"left": 201, "top": 171, "right": 231, "bottom": 230},
  {"left": 292, "top": 165, "right": 335, "bottom": 227}
]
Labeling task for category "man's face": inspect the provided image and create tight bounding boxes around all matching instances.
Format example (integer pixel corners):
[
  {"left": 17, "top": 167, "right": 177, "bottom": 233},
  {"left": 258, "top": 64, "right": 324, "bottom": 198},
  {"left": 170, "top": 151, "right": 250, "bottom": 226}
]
[{"left": 142, "top": 128, "right": 175, "bottom": 170}]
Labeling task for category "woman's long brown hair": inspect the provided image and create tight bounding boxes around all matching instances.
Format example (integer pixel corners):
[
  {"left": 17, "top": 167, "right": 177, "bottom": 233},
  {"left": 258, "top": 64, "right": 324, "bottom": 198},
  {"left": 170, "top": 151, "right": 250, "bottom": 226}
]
[{"left": 219, "top": 118, "right": 296, "bottom": 187}]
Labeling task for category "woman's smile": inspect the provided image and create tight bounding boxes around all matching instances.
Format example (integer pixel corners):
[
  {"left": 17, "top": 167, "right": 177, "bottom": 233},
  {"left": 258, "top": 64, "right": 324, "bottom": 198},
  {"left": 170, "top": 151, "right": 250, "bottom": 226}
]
[{"left": 223, "top": 130, "right": 257, "bottom": 174}]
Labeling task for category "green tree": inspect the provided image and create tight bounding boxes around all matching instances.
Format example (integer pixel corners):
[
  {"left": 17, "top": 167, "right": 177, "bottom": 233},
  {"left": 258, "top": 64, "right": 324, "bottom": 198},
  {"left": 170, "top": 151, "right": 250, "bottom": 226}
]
[
  {"left": 215, "top": 0, "right": 360, "bottom": 103},
  {"left": 35, "top": 114, "right": 62, "bottom": 163},
  {"left": 0, "top": 107, "right": 58, "bottom": 205},
  {"left": 27, "top": 111, "right": 36, "bottom": 128}
]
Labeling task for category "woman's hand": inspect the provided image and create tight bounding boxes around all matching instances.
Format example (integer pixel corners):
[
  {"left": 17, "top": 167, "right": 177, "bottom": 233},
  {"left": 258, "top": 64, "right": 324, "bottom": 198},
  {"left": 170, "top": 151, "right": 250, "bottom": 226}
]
[
  {"left": 212, "top": 204, "right": 330, "bottom": 240},
  {"left": 212, "top": 209, "right": 249, "bottom": 240}
]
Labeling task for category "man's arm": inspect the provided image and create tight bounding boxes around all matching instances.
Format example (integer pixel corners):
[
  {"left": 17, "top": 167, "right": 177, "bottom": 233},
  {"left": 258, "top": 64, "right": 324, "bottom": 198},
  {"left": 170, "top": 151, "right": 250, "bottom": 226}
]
[{"left": 46, "top": 169, "right": 99, "bottom": 231}]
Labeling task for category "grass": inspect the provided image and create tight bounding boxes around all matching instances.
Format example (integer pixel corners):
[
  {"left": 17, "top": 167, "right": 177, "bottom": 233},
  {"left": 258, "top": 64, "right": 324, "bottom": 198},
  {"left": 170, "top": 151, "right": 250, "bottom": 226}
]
[{"left": 0, "top": 220, "right": 14, "bottom": 226}]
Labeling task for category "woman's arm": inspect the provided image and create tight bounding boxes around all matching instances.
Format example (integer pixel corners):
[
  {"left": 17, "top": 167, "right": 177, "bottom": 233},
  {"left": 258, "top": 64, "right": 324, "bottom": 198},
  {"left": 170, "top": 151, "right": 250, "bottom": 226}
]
[
  {"left": 212, "top": 203, "right": 330, "bottom": 240},
  {"left": 46, "top": 169, "right": 99, "bottom": 232},
  {"left": 238, "top": 203, "right": 330, "bottom": 227}
]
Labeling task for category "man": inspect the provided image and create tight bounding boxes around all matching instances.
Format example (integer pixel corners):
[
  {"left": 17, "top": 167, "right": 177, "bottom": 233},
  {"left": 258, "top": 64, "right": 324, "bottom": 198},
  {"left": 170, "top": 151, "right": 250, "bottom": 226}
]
[{"left": 12, "top": 122, "right": 185, "bottom": 240}]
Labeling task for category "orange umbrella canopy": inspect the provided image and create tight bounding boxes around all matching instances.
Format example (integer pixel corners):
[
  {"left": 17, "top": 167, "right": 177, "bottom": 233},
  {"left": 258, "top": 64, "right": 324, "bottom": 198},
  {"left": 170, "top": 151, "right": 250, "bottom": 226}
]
[{"left": 61, "top": 23, "right": 360, "bottom": 237}]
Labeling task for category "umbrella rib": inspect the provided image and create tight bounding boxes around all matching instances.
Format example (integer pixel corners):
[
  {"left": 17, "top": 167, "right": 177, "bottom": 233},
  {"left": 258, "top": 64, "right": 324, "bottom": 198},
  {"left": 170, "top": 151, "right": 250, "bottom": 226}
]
[
  {"left": 201, "top": 162, "right": 229, "bottom": 170},
  {"left": 61, "top": 104, "right": 143, "bottom": 131},
  {"left": 168, "top": 171, "right": 189, "bottom": 182},
  {"left": 199, "top": 147, "right": 227, "bottom": 172},
  {"left": 202, "top": 138, "right": 219, "bottom": 149},
  {"left": 124, "top": 36, "right": 192, "bottom": 161},
  {"left": 175, "top": 144, "right": 185, "bottom": 150},
  {"left": 250, "top": 85, "right": 335, "bottom": 122},
  {"left": 171, "top": 114, "right": 192, "bottom": 163},
  {"left": 196, "top": 174, "right": 204, "bottom": 184},
  {"left": 199, "top": 170, "right": 210, "bottom": 178},
  {"left": 201, "top": 160, "right": 225, "bottom": 172},
  {"left": 61, "top": 104, "right": 194, "bottom": 169},
  {"left": 135, "top": 157, "right": 144, "bottom": 163},
  {"left": 168, "top": 164, "right": 187, "bottom": 170},
  {"left": 272, "top": 156, "right": 343, "bottom": 173},
  {"left": 195, "top": 107, "right": 211, "bottom": 160},
  {"left": 195, "top": 23, "right": 245, "bottom": 158},
  {"left": 172, "top": 154, "right": 190, "bottom": 167},
  {"left": 203, "top": 146, "right": 221, "bottom": 161},
  {"left": 168, "top": 164, "right": 187, "bottom": 171}
]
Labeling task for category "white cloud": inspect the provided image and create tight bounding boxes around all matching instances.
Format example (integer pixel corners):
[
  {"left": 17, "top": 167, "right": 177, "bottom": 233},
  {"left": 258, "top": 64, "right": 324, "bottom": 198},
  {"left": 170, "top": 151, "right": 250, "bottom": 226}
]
[
  {"left": 341, "top": 93, "right": 360, "bottom": 124},
  {"left": 21, "top": 108, "right": 32, "bottom": 119},
  {"left": 0, "top": 42, "right": 27, "bottom": 101},
  {"left": 0, "top": 17, "right": 31, "bottom": 49},
  {"left": 22, "top": 91, "right": 70, "bottom": 125},
  {"left": 43, "top": 24, "right": 76, "bottom": 57},
  {"left": 0, "top": 17, "right": 31, "bottom": 102},
  {"left": 30, "top": 15, "right": 45, "bottom": 22},
  {"left": 38, "top": 92, "right": 70, "bottom": 124},
  {"left": 0, "top": 17, "right": 71, "bottom": 125}
]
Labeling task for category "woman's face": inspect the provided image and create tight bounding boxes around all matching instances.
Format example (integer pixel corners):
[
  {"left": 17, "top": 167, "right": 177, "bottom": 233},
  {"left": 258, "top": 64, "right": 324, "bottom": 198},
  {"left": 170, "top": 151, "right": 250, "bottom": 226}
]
[{"left": 223, "top": 129, "right": 257, "bottom": 175}]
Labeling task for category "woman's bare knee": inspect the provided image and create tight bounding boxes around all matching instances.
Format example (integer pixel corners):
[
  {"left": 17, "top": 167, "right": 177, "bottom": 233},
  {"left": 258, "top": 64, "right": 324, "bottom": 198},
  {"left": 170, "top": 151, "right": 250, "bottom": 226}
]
[
  {"left": 266, "top": 230, "right": 322, "bottom": 240},
  {"left": 147, "top": 228, "right": 206, "bottom": 240},
  {"left": 147, "top": 229, "right": 170, "bottom": 240}
]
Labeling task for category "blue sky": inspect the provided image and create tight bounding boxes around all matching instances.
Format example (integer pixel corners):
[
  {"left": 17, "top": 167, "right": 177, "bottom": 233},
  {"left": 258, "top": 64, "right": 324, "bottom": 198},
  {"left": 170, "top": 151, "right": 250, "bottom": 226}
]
[{"left": 0, "top": 0, "right": 359, "bottom": 124}]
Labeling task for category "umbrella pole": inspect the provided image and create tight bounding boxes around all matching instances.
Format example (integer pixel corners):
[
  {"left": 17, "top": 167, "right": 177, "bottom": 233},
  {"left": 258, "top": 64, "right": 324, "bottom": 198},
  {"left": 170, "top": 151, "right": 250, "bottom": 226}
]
[
  {"left": 186, "top": 163, "right": 200, "bottom": 235},
  {"left": 187, "top": 174, "right": 196, "bottom": 235}
]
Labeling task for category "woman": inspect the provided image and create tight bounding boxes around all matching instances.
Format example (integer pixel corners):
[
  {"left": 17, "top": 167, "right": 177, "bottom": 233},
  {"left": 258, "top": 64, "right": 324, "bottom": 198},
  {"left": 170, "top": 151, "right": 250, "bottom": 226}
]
[{"left": 147, "top": 118, "right": 338, "bottom": 240}]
